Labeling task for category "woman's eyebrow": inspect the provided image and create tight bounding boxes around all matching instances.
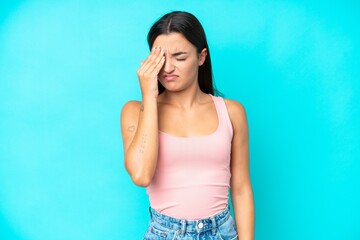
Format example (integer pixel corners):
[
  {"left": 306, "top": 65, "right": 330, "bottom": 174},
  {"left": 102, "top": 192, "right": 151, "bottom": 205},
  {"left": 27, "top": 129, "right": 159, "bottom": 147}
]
[{"left": 171, "top": 51, "right": 188, "bottom": 57}]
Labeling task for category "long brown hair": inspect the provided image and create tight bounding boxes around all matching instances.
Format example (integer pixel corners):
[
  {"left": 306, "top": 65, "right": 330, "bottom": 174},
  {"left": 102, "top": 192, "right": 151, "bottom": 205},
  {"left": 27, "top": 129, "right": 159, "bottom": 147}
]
[{"left": 147, "top": 11, "right": 219, "bottom": 95}]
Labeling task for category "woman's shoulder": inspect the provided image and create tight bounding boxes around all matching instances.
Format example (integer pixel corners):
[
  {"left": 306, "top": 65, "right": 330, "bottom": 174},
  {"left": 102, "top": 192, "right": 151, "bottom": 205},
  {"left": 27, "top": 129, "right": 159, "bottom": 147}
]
[
  {"left": 223, "top": 98, "right": 246, "bottom": 115},
  {"left": 222, "top": 98, "right": 247, "bottom": 127},
  {"left": 122, "top": 100, "right": 141, "bottom": 109},
  {"left": 121, "top": 100, "right": 142, "bottom": 120}
]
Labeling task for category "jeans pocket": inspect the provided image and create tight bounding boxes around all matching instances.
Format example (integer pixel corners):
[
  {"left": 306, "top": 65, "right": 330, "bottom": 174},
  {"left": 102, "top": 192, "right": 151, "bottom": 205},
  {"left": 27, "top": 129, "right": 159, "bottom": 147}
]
[
  {"left": 144, "top": 221, "right": 176, "bottom": 240},
  {"left": 216, "top": 215, "right": 238, "bottom": 240}
]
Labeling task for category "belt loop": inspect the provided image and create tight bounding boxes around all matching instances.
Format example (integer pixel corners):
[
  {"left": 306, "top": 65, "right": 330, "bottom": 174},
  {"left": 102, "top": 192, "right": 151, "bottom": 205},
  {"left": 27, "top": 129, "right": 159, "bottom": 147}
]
[
  {"left": 148, "top": 207, "right": 153, "bottom": 219},
  {"left": 211, "top": 217, "right": 217, "bottom": 236},
  {"left": 180, "top": 220, "right": 186, "bottom": 237}
]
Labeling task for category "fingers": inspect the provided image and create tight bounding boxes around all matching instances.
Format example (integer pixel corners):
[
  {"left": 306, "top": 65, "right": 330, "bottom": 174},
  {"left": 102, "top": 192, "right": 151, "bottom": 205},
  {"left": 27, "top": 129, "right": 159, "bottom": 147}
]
[
  {"left": 138, "top": 46, "right": 165, "bottom": 76},
  {"left": 143, "top": 46, "right": 163, "bottom": 73},
  {"left": 152, "top": 55, "right": 165, "bottom": 74}
]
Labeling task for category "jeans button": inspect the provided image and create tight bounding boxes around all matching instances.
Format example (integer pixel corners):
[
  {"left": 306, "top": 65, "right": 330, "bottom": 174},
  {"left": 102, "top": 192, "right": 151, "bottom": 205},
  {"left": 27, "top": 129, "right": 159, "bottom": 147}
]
[{"left": 198, "top": 222, "right": 204, "bottom": 228}]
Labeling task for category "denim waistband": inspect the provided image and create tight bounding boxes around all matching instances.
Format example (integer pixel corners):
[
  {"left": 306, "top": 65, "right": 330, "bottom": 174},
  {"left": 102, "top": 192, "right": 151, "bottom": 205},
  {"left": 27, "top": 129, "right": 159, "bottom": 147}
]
[{"left": 149, "top": 206, "right": 230, "bottom": 236}]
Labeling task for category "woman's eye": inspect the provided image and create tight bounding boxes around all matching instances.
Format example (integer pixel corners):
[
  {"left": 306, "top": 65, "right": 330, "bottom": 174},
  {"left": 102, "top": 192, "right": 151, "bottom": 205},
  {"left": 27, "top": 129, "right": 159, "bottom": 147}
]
[{"left": 176, "top": 58, "right": 186, "bottom": 61}]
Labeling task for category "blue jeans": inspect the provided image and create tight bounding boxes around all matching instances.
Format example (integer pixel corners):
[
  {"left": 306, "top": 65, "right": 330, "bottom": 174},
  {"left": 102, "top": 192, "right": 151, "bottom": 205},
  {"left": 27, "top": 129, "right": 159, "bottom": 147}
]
[{"left": 143, "top": 206, "right": 238, "bottom": 240}]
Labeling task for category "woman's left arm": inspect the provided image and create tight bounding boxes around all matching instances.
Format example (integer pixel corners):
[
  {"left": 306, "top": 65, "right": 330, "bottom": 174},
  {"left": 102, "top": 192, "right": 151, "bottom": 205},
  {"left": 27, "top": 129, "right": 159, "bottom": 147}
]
[{"left": 226, "top": 100, "right": 254, "bottom": 240}]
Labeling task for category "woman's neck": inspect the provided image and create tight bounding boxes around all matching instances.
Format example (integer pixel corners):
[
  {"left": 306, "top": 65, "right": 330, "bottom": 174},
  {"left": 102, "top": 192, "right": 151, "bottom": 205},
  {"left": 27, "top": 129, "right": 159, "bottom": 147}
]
[{"left": 159, "top": 86, "right": 208, "bottom": 110}]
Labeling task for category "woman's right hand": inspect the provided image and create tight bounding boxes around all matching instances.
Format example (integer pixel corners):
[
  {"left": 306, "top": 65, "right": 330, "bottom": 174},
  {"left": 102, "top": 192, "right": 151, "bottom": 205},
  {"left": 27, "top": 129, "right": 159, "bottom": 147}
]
[{"left": 137, "top": 46, "right": 165, "bottom": 99}]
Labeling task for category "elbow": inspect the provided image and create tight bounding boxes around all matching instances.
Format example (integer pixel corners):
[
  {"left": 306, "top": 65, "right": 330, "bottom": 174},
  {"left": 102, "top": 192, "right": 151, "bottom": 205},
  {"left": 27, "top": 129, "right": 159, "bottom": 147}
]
[
  {"left": 131, "top": 173, "right": 152, "bottom": 187},
  {"left": 124, "top": 155, "right": 155, "bottom": 187}
]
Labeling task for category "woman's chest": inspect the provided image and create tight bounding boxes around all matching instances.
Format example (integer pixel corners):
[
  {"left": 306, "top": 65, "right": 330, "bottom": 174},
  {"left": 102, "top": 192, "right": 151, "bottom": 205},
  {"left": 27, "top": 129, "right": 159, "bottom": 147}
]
[{"left": 158, "top": 105, "right": 218, "bottom": 138}]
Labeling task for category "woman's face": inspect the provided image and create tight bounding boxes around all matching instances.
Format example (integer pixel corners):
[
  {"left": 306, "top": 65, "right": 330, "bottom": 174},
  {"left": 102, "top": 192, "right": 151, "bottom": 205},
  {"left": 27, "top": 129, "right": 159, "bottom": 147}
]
[{"left": 153, "top": 32, "right": 207, "bottom": 92}]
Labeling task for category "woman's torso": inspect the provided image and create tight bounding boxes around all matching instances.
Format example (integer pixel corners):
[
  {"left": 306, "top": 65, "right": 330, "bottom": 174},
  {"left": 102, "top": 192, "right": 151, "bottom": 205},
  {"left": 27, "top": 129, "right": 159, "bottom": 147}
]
[
  {"left": 157, "top": 94, "right": 219, "bottom": 138},
  {"left": 146, "top": 94, "right": 233, "bottom": 220}
]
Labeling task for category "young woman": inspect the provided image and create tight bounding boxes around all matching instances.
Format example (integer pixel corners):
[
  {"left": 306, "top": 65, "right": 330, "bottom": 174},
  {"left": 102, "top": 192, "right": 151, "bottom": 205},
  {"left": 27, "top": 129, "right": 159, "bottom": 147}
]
[{"left": 121, "top": 11, "right": 254, "bottom": 240}]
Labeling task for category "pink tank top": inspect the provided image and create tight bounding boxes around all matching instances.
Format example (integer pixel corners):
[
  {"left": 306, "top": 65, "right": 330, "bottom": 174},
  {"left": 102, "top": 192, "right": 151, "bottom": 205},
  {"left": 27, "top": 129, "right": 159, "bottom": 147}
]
[{"left": 146, "top": 95, "right": 233, "bottom": 220}]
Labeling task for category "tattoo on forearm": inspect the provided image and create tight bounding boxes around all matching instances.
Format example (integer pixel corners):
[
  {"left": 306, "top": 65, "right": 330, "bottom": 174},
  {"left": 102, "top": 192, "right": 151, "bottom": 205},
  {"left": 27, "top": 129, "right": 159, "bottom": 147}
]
[
  {"left": 140, "top": 104, "right": 144, "bottom": 112},
  {"left": 127, "top": 125, "right": 135, "bottom": 132},
  {"left": 139, "top": 133, "right": 147, "bottom": 154}
]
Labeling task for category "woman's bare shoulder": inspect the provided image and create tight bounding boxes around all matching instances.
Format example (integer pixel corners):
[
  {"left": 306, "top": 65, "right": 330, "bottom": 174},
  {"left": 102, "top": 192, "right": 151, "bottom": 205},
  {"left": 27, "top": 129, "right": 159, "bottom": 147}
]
[
  {"left": 224, "top": 99, "right": 246, "bottom": 116},
  {"left": 223, "top": 98, "right": 247, "bottom": 128},
  {"left": 120, "top": 100, "right": 141, "bottom": 123},
  {"left": 122, "top": 100, "right": 141, "bottom": 112}
]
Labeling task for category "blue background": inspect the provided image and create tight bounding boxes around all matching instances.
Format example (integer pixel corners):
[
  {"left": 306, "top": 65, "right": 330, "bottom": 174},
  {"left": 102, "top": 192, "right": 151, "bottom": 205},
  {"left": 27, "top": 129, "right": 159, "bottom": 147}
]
[{"left": 1, "top": 1, "right": 359, "bottom": 239}]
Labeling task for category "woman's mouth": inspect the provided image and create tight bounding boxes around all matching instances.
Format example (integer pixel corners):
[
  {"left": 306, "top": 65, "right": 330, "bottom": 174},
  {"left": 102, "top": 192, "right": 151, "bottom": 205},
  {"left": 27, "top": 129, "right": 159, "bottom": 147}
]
[{"left": 163, "top": 74, "right": 178, "bottom": 81}]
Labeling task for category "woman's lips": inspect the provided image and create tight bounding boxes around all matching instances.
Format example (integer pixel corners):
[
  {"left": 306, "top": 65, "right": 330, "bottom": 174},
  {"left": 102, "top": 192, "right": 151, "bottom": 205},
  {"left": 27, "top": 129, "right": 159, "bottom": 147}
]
[{"left": 163, "top": 74, "right": 178, "bottom": 81}]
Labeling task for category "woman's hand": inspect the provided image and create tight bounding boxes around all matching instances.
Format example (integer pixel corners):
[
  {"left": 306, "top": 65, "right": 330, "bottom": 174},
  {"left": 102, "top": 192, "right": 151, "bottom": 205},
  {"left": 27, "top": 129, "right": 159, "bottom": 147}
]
[{"left": 137, "top": 46, "right": 165, "bottom": 99}]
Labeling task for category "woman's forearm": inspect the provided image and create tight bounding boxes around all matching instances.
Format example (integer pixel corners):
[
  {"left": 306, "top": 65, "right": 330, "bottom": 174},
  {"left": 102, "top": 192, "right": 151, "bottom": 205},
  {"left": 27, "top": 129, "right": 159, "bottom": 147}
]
[
  {"left": 232, "top": 187, "right": 255, "bottom": 240},
  {"left": 125, "top": 98, "right": 159, "bottom": 187}
]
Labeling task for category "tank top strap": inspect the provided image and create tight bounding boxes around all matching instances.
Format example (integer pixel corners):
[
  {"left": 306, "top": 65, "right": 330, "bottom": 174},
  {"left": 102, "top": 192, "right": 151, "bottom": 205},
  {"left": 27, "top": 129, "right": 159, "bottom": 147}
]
[{"left": 210, "top": 94, "right": 233, "bottom": 138}]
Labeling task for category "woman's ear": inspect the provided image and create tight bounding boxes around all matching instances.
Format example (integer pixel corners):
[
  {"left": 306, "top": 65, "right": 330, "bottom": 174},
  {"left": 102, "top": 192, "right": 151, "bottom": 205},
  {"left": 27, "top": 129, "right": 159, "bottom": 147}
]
[{"left": 198, "top": 48, "right": 207, "bottom": 66}]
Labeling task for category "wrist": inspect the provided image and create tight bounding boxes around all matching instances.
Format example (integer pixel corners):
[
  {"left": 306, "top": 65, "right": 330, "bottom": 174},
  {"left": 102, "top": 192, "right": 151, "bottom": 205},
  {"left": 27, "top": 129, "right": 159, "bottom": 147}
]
[
  {"left": 141, "top": 96, "right": 158, "bottom": 106},
  {"left": 141, "top": 86, "right": 159, "bottom": 101}
]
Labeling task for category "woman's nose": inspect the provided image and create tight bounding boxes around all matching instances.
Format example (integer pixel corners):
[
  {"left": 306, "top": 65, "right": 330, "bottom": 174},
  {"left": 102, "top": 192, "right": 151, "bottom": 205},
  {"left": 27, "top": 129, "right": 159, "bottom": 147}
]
[{"left": 163, "top": 56, "right": 175, "bottom": 73}]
